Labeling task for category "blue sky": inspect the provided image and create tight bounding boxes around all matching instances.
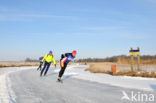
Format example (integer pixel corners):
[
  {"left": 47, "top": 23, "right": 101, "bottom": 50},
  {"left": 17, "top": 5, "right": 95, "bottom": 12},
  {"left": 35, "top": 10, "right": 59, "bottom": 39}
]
[{"left": 0, "top": 0, "right": 156, "bottom": 61}]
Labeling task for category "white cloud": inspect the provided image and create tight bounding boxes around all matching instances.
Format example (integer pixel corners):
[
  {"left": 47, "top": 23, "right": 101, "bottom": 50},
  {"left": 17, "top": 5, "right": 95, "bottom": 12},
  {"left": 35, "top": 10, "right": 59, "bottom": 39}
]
[
  {"left": 17, "top": 14, "right": 75, "bottom": 19},
  {"left": 118, "top": 33, "right": 153, "bottom": 39},
  {"left": 0, "top": 6, "right": 78, "bottom": 21},
  {"left": 0, "top": 13, "right": 78, "bottom": 22},
  {"left": 82, "top": 26, "right": 126, "bottom": 31}
]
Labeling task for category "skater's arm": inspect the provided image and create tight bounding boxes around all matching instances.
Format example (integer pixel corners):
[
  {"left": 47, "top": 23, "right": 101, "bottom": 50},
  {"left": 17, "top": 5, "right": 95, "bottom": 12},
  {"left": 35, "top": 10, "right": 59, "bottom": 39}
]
[
  {"left": 42, "top": 54, "right": 48, "bottom": 62},
  {"left": 52, "top": 56, "right": 56, "bottom": 65}
]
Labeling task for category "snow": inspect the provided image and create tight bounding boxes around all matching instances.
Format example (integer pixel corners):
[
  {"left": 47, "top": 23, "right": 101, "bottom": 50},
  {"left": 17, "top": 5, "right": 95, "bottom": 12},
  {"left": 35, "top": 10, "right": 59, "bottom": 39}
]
[
  {"left": 54, "top": 65, "right": 156, "bottom": 91},
  {"left": 1, "top": 65, "right": 156, "bottom": 103}
]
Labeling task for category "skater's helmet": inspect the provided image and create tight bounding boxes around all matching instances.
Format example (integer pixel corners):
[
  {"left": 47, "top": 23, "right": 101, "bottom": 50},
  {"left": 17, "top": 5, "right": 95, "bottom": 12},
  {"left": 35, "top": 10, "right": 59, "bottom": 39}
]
[
  {"left": 72, "top": 50, "right": 77, "bottom": 57},
  {"left": 49, "top": 50, "right": 53, "bottom": 54}
]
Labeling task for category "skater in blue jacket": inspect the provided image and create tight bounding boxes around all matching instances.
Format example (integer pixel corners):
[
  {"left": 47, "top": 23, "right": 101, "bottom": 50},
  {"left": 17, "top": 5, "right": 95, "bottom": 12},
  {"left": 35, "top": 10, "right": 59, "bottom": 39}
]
[{"left": 58, "top": 50, "right": 77, "bottom": 82}]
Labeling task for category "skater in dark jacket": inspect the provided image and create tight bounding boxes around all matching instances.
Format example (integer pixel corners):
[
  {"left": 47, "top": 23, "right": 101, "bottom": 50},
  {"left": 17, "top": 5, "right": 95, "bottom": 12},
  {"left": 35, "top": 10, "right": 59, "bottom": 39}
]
[
  {"left": 37, "top": 56, "right": 44, "bottom": 71},
  {"left": 58, "top": 50, "right": 77, "bottom": 82}
]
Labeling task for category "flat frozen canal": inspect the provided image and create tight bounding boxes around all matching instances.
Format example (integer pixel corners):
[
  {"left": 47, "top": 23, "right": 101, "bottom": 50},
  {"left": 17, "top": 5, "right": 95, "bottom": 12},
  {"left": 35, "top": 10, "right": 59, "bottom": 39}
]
[{"left": 1, "top": 65, "right": 156, "bottom": 103}]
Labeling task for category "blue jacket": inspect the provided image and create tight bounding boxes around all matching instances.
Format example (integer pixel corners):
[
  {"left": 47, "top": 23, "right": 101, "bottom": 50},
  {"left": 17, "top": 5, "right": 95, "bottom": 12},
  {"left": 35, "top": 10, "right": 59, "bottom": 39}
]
[
  {"left": 39, "top": 57, "right": 44, "bottom": 62},
  {"left": 62, "top": 53, "right": 75, "bottom": 64}
]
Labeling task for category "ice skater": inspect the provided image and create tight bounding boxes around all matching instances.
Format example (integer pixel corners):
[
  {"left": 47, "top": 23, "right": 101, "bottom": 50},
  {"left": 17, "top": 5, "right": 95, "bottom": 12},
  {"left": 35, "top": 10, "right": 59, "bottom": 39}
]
[
  {"left": 37, "top": 56, "right": 44, "bottom": 71},
  {"left": 58, "top": 50, "right": 77, "bottom": 82},
  {"left": 40, "top": 50, "right": 56, "bottom": 76}
]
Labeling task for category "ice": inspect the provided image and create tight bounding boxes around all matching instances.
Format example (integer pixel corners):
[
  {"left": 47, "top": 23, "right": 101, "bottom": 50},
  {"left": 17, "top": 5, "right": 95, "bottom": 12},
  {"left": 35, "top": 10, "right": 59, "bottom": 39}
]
[{"left": 55, "top": 65, "right": 156, "bottom": 91}]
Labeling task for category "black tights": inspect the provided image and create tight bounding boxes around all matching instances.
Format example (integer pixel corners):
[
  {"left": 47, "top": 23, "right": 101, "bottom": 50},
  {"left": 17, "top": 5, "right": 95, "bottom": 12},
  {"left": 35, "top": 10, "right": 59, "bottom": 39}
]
[{"left": 59, "top": 63, "right": 67, "bottom": 78}]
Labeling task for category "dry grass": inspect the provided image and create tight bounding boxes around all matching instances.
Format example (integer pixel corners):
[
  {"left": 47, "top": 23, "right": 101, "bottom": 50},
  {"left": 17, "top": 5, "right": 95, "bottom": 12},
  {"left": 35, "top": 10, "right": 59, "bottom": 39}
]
[
  {"left": 114, "top": 71, "right": 156, "bottom": 78},
  {"left": 0, "top": 62, "right": 40, "bottom": 68},
  {"left": 86, "top": 62, "right": 156, "bottom": 78},
  {"left": 85, "top": 62, "right": 115, "bottom": 73}
]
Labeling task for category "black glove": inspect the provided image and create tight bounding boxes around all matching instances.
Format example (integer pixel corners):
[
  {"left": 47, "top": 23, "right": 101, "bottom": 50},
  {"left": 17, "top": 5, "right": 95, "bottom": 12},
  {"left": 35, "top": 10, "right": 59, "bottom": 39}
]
[{"left": 40, "top": 62, "right": 43, "bottom": 65}]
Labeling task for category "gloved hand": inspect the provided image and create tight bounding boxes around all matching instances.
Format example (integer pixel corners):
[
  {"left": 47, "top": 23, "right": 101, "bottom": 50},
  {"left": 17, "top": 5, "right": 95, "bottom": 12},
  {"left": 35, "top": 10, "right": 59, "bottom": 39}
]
[
  {"left": 55, "top": 64, "right": 56, "bottom": 68},
  {"left": 40, "top": 62, "right": 43, "bottom": 64}
]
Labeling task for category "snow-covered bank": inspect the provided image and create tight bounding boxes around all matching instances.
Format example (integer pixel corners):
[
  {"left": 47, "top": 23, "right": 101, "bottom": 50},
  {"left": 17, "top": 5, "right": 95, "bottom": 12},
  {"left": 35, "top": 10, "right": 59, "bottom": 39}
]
[
  {"left": 54, "top": 65, "right": 156, "bottom": 91},
  {"left": 0, "top": 67, "right": 36, "bottom": 103}
]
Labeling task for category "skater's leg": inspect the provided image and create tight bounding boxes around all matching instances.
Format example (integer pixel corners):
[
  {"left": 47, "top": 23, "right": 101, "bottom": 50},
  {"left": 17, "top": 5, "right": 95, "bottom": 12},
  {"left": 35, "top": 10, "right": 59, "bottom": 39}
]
[
  {"left": 37, "top": 62, "right": 43, "bottom": 71},
  {"left": 44, "top": 63, "right": 51, "bottom": 76},
  {"left": 59, "top": 63, "right": 67, "bottom": 78},
  {"left": 59, "top": 67, "right": 65, "bottom": 78},
  {"left": 39, "top": 65, "right": 42, "bottom": 71},
  {"left": 37, "top": 67, "right": 39, "bottom": 70},
  {"left": 39, "top": 63, "right": 43, "bottom": 71},
  {"left": 40, "top": 62, "right": 47, "bottom": 76},
  {"left": 37, "top": 64, "right": 42, "bottom": 70}
]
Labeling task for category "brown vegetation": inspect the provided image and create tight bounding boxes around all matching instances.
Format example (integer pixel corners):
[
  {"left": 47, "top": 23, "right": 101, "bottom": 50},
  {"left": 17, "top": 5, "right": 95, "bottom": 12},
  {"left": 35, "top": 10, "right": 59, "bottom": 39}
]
[
  {"left": 85, "top": 62, "right": 115, "bottom": 73},
  {"left": 114, "top": 71, "right": 156, "bottom": 78},
  {"left": 85, "top": 62, "right": 156, "bottom": 78},
  {"left": 0, "top": 62, "right": 40, "bottom": 68}
]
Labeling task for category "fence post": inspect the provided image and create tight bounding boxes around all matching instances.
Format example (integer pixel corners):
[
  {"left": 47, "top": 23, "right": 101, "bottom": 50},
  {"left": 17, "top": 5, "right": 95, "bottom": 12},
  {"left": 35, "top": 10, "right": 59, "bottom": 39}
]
[
  {"left": 137, "top": 47, "right": 141, "bottom": 71},
  {"left": 130, "top": 48, "right": 134, "bottom": 72}
]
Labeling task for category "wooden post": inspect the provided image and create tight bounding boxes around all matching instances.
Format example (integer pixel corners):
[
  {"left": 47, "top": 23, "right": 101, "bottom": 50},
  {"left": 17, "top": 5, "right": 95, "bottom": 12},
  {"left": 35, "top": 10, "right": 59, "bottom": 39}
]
[
  {"left": 130, "top": 47, "right": 141, "bottom": 72},
  {"left": 130, "top": 48, "right": 134, "bottom": 72},
  {"left": 137, "top": 47, "right": 141, "bottom": 71}
]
